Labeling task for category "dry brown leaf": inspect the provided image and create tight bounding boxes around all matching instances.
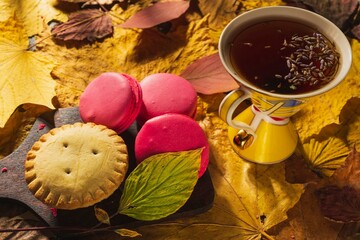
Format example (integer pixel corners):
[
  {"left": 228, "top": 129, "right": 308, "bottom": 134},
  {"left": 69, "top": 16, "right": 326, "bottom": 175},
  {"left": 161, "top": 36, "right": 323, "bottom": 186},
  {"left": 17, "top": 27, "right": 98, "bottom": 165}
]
[
  {"left": 94, "top": 206, "right": 111, "bottom": 225},
  {"left": 330, "top": 147, "right": 360, "bottom": 189},
  {"left": 314, "top": 148, "right": 360, "bottom": 223},
  {"left": 316, "top": 185, "right": 360, "bottom": 223},
  {"left": 114, "top": 228, "right": 142, "bottom": 238},
  {"left": 0, "top": 201, "right": 54, "bottom": 239},
  {"left": 48, "top": 12, "right": 217, "bottom": 107},
  {"left": 52, "top": 9, "right": 113, "bottom": 41},
  {"left": 268, "top": 184, "right": 343, "bottom": 239}
]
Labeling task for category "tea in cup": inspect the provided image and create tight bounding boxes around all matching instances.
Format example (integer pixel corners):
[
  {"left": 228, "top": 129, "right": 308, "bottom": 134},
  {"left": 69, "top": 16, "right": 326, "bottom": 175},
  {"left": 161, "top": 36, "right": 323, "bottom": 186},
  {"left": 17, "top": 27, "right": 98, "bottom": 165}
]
[{"left": 218, "top": 6, "right": 352, "bottom": 163}]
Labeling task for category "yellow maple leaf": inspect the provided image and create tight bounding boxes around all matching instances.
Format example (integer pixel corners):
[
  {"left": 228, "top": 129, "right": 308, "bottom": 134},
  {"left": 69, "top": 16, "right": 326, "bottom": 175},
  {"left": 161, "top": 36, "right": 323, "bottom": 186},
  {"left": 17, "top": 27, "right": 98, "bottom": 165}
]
[
  {"left": 0, "top": 23, "right": 56, "bottom": 128},
  {"left": 197, "top": 115, "right": 303, "bottom": 238},
  {"left": 0, "top": 0, "right": 67, "bottom": 36}
]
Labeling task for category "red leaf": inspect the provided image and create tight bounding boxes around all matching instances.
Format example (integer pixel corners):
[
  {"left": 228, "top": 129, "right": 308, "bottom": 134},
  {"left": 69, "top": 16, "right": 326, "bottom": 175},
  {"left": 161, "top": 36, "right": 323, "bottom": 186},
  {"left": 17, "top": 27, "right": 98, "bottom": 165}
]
[
  {"left": 315, "top": 147, "right": 360, "bottom": 223},
  {"left": 316, "top": 185, "right": 360, "bottom": 222},
  {"left": 118, "top": 1, "right": 190, "bottom": 29},
  {"left": 330, "top": 146, "right": 360, "bottom": 190},
  {"left": 52, "top": 9, "right": 113, "bottom": 41},
  {"left": 180, "top": 53, "right": 239, "bottom": 95}
]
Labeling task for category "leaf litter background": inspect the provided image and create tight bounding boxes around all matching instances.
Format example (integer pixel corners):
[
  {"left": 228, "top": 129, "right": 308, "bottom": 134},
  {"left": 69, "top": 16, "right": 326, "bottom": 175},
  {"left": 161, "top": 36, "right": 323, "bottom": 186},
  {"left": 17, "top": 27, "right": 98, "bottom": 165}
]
[{"left": 0, "top": 0, "right": 359, "bottom": 239}]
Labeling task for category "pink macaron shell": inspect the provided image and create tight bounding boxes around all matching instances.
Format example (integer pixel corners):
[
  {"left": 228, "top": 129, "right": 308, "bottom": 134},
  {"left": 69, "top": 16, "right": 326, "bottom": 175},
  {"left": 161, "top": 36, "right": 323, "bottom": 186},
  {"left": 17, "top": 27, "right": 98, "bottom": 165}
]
[
  {"left": 79, "top": 72, "right": 142, "bottom": 133},
  {"left": 135, "top": 113, "right": 209, "bottom": 177},
  {"left": 137, "top": 73, "right": 197, "bottom": 125}
]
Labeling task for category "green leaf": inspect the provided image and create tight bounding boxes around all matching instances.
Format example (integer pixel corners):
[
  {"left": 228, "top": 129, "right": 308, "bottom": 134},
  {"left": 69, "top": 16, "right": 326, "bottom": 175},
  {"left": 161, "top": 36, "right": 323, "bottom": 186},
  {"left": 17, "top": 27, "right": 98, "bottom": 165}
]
[
  {"left": 114, "top": 228, "right": 142, "bottom": 238},
  {"left": 118, "top": 149, "right": 202, "bottom": 221},
  {"left": 94, "top": 206, "right": 110, "bottom": 225}
]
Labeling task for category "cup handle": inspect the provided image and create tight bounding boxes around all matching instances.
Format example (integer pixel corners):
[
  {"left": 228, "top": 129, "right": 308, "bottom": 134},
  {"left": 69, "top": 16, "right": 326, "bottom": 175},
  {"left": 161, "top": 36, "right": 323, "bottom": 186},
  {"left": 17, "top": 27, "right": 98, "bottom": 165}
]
[{"left": 219, "top": 88, "right": 254, "bottom": 133}]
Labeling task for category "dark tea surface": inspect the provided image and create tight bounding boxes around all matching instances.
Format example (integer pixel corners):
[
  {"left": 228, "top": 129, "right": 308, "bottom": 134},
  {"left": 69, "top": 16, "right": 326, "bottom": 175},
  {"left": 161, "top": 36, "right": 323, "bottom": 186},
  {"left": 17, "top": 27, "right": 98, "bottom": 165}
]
[{"left": 230, "top": 20, "right": 340, "bottom": 94}]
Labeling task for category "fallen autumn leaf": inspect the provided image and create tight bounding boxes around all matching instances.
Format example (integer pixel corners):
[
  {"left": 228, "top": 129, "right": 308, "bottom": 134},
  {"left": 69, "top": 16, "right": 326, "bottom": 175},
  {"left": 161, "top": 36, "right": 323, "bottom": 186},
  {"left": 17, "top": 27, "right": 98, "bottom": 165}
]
[
  {"left": 181, "top": 53, "right": 239, "bottom": 94},
  {"left": 52, "top": 9, "right": 113, "bottom": 41},
  {"left": 0, "top": 28, "right": 56, "bottom": 127},
  {"left": 118, "top": 1, "right": 190, "bottom": 29}
]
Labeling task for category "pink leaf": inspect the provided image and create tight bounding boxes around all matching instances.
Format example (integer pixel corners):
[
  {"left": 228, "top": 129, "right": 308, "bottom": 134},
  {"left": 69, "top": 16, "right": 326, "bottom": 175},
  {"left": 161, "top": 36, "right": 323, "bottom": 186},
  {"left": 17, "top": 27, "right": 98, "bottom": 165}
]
[
  {"left": 180, "top": 53, "right": 239, "bottom": 95},
  {"left": 118, "top": 1, "right": 190, "bottom": 29}
]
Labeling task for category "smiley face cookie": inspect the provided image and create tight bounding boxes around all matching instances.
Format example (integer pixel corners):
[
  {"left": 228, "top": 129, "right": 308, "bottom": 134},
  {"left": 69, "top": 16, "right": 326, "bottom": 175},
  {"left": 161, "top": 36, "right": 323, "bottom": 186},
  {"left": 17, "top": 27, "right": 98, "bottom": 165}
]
[{"left": 25, "top": 122, "right": 128, "bottom": 210}]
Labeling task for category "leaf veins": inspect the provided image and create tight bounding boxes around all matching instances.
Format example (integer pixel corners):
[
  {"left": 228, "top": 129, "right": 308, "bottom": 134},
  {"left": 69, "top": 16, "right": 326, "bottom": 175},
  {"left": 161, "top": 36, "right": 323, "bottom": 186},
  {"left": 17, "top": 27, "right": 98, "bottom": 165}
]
[
  {"left": 180, "top": 53, "right": 238, "bottom": 94},
  {"left": 118, "top": 1, "right": 190, "bottom": 29},
  {"left": 52, "top": 9, "right": 113, "bottom": 41}
]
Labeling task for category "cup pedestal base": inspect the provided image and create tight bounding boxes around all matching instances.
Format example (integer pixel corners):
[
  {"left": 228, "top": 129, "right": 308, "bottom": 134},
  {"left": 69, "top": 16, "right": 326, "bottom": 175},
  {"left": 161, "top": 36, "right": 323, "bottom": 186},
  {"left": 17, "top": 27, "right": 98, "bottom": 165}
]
[{"left": 228, "top": 106, "right": 298, "bottom": 164}]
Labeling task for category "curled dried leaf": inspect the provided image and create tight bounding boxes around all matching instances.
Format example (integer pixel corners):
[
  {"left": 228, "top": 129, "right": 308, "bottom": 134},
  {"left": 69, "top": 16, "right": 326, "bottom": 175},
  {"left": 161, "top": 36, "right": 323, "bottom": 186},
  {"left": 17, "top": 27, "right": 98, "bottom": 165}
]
[
  {"left": 114, "top": 228, "right": 142, "bottom": 238},
  {"left": 94, "top": 206, "right": 111, "bottom": 225},
  {"left": 52, "top": 9, "right": 113, "bottom": 41}
]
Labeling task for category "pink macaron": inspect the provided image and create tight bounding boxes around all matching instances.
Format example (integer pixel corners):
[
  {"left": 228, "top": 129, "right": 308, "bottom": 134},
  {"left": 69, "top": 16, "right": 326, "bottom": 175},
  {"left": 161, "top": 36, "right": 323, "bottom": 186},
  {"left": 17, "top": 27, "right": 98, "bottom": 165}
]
[
  {"left": 79, "top": 72, "right": 142, "bottom": 133},
  {"left": 135, "top": 113, "right": 209, "bottom": 177},
  {"left": 137, "top": 73, "right": 197, "bottom": 125}
]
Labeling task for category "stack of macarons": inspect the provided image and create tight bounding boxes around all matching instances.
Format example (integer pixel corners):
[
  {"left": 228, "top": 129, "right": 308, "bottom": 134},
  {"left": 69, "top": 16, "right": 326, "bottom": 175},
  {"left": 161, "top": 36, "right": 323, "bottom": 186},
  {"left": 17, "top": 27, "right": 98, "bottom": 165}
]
[{"left": 79, "top": 72, "right": 209, "bottom": 177}]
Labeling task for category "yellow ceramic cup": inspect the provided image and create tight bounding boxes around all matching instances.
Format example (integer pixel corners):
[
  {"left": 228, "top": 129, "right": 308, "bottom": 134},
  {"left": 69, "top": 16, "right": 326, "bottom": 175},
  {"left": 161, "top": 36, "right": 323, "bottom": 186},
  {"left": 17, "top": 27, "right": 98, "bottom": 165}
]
[{"left": 218, "top": 6, "right": 352, "bottom": 164}]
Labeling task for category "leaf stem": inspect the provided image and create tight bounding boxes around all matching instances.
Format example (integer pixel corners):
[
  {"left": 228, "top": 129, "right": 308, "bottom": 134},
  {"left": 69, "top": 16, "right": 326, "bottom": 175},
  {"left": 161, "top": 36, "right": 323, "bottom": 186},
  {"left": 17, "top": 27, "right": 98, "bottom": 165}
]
[
  {"left": 27, "top": 34, "right": 52, "bottom": 51},
  {"left": 261, "top": 230, "right": 275, "bottom": 240}
]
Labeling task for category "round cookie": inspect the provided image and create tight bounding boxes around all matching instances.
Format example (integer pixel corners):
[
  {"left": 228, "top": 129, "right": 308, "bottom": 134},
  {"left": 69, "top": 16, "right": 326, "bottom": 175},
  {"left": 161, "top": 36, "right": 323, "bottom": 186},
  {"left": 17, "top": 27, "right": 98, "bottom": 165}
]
[
  {"left": 25, "top": 122, "right": 128, "bottom": 210},
  {"left": 79, "top": 72, "right": 142, "bottom": 134},
  {"left": 135, "top": 113, "right": 209, "bottom": 177},
  {"left": 137, "top": 73, "right": 197, "bottom": 125}
]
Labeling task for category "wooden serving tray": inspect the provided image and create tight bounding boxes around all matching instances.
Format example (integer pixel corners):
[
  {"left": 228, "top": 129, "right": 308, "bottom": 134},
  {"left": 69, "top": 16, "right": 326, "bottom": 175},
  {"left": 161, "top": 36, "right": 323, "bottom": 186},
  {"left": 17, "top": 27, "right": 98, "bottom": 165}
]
[{"left": 0, "top": 107, "right": 214, "bottom": 232}]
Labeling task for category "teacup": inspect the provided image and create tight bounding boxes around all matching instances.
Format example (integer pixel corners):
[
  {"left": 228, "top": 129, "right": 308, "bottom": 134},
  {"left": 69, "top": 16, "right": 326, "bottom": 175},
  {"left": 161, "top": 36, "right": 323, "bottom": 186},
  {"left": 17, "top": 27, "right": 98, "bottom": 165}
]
[{"left": 218, "top": 6, "right": 352, "bottom": 164}]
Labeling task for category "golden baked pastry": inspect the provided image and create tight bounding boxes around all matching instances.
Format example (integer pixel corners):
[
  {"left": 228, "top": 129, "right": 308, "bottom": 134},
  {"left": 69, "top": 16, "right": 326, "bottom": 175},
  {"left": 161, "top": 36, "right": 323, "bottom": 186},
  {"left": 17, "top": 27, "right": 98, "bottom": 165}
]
[{"left": 25, "top": 122, "right": 128, "bottom": 210}]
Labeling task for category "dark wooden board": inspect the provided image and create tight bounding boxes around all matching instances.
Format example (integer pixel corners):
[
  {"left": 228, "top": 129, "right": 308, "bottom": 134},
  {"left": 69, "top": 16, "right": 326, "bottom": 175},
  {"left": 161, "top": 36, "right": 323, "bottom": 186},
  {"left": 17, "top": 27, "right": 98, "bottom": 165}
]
[{"left": 0, "top": 107, "right": 214, "bottom": 233}]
